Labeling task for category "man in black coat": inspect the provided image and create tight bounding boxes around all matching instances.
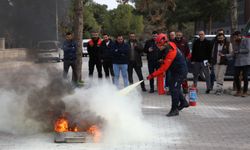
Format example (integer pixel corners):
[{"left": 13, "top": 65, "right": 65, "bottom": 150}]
[
  {"left": 87, "top": 31, "right": 103, "bottom": 78},
  {"left": 100, "top": 33, "right": 114, "bottom": 80},
  {"left": 191, "top": 31, "right": 212, "bottom": 93},
  {"left": 62, "top": 32, "right": 77, "bottom": 84},
  {"left": 127, "top": 33, "right": 146, "bottom": 91},
  {"left": 144, "top": 31, "right": 160, "bottom": 93}
]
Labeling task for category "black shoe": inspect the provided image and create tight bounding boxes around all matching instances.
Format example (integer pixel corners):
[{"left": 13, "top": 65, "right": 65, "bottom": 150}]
[
  {"left": 149, "top": 89, "right": 154, "bottom": 93},
  {"left": 178, "top": 101, "right": 189, "bottom": 111},
  {"left": 166, "top": 108, "right": 179, "bottom": 117},
  {"left": 206, "top": 89, "right": 210, "bottom": 94},
  {"left": 142, "top": 87, "right": 147, "bottom": 92}
]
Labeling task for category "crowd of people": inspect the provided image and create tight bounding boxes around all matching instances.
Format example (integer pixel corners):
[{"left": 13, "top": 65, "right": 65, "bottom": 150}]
[{"left": 62, "top": 29, "right": 250, "bottom": 117}]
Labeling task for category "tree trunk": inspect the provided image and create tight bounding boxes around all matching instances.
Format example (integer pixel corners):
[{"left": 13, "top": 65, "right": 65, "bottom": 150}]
[
  {"left": 230, "top": 0, "right": 238, "bottom": 33},
  {"left": 74, "top": 0, "right": 84, "bottom": 83},
  {"left": 208, "top": 15, "right": 212, "bottom": 34}
]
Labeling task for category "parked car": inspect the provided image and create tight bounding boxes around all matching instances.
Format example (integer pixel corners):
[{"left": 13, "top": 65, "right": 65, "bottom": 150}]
[
  {"left": 82, "top": 39, "right": 90, "bottom": 57},
  {"left": 36, "top": 41, "right": 63, "bottom": 62}
]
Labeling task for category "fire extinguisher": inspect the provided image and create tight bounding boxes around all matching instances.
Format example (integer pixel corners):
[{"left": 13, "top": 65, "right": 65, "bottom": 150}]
[
  {"left": 157, "top": 73, "right": 165, "bottom": 95},
  {"left": 189, "top": 86, "right": 197, "bottom": 106}
]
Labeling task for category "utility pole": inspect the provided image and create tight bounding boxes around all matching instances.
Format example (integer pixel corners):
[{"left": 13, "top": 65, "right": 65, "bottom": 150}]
[
  {"left": 230, "top": 0, "right": 238, "bottom": 33},
  {"left": 56, "top": 0, "right": 59, "bottom": 41}
]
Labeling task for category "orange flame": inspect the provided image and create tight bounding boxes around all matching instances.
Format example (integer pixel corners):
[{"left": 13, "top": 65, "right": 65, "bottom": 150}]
[
  {"left": 54, "top": 117, "right": 69, "bottom": 132},
  {"left": 87, "top": 125, "right": 101, "bottom": 143},
  {"left": 54, "top": 115, "right": 102, "bottom": 143},
  {"left": 72, "top": 126, "right": 79, "bottom": 132}
]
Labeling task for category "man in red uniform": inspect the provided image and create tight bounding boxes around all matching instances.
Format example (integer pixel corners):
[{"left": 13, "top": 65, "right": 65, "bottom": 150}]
[{"left": 147, "top": 33, "right": 189, "bottom": 117}]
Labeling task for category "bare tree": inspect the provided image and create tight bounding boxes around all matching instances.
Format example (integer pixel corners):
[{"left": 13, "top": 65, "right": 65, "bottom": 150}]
[
  {"left": 230, "top": 0, "right": 238, "bottom": 33},
  {"left": 74, "top": 0, "right": 84, "bottom": 84}
]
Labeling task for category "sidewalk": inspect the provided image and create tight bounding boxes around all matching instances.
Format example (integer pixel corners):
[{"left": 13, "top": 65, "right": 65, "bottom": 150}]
[{"left": 141, "top": 81, "right": 250, "bottom": 150}]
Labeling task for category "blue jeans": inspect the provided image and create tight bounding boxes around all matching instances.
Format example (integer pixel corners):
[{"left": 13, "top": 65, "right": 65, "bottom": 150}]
[{"left": 113, "top": 64, "right": 129, "bottom": 88}]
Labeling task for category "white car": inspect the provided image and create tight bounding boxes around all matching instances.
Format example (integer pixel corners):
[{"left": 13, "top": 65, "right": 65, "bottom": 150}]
[
  {"left": 193, "top": 34, "right": 231, "bottom": 41},
  {"left": 82, "top": 39, "right": 90, "bottom": 57},
  {"left": 36, "top": 41, "right": 63, "bottom": 62}
]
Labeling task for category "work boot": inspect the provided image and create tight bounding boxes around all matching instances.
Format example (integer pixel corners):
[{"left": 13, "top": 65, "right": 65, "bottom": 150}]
[
  {"left": 142, "top": 87, "right": 147, "bottom": 92},
  {"left": 215, "top": 89, "right": 222, "bottom": 95},
  {"left": 241, "top": 92, "right": 247, "bottom": 97},
  {"left": 206, "top": 89, "right": 210, "bottom": 94},
  {"left": 178, "top": 101, "right": 189, "bottom": 111},
  {"left": 149, "top": 89, "right": 154, "bottom": 93},
  {"left": 166, "top": 108, "right": 179, "bottom": 117},
  {"left": 234, "top": 91, "right": 241, "bottom": 97}
]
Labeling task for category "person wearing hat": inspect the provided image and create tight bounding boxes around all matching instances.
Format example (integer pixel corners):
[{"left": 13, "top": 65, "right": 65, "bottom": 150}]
[{"left": 147, "top": 33, "right": 189, "bottom": 117}]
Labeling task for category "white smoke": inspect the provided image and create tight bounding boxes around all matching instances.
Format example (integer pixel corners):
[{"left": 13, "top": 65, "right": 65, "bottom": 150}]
[
  {"left": 63, "top": 80, "right": 155, "bottom": 144},
  {"left": 0, "top": 65, "right": 67, "bottom": 135},
  {"left": 0, "top": 63, "right": 154, "bottom": 144},
  {"left": 0, "top": 90, "right": 43, "bottom": 134}
]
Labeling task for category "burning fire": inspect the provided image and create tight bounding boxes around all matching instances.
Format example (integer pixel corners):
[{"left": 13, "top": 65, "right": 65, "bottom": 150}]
[
  {"left": 87, "top": 125, "right": 101, "bottom": 143},
  {"left": 54, "top": 116, "right": 69, "bottom": 132},
  {"left": 54, "top": 115, "right": 101, "bottom": 142}
]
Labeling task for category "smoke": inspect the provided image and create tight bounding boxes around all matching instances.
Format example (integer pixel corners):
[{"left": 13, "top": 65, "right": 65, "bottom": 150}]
[
  {"left": 0, "top": 63, "right": 154, "bottom": 144},
  {"left": 0, "top": 64, "right": 72, "bottom": 134},
  {"left": 63, "top": 81, "right": 155, "bottom": 144}
]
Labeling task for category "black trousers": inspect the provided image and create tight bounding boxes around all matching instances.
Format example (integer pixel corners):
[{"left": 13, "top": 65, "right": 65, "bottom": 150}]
[
  {"left": 148, "top": 60, "right": 159, "bottom": 90},
  {"left": 128, "top": 61, "right": 145, "bottom": 89},
  {"left": 89, "top": 58, "right": 102, "bottom": 78},
  {"left": 63, "top": 60, "right": 77, "bottom": 83},
  {"left": 234, "top": 65, "right": 249, "bottom": 93},
  {"left": 103, "top": 60, "right": 114, "bottom": 77},
  {"left": 169, "top": 73, "right": 187, "bottom": 109}
]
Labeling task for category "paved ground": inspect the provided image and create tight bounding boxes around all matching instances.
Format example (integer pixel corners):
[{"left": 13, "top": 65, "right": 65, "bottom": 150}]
[{"left": 0, "top": 56, "right": 249, "bottom": 150}]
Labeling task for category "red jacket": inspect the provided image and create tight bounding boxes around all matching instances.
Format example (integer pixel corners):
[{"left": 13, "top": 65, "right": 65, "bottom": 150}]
[
  {"left": 88, "top": 38, "right": 102, "bottom": 47},
  {"left": 150, "top": 42, "right": 188, "bottom": 78},
  {"left": 151, "top": 42, "right": 177, "bottom": 77}
]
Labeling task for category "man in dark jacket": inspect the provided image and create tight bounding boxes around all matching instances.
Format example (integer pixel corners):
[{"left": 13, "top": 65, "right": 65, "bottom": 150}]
[
  {"left": 87, "top": 31, "right": 103, "bottom": 78},
  {"left": 191, "top": 31, "right": 212, "bottom": 93},
  {"left": 147, "top": 33, "right": 189, "bottom": 117},
  {"left": 144, "top": 31, "right": 160, "bottom": 93},
  {"left": 112, "top": 35, "right": 129, "bottom": 88},
  {"left": 211, "top": 33, "right": 233, "bottom": 95},
  {"left": 210, "top": 28, "right": 225, "bottom": 90},
  {"left": 232, "top": 31, "right": 250, "bottom": 97},
  {"left": 174, "top": 31, "right": 191, "bottom": 93},
  {"left": 127, "top": 33, "right": 146, "bottom": 91},
  {"left": 62, "top": 32, "right": 77, "bottom": 84},
  {"left": 100, "top": 33, "right": 114, "bottom": 80}
]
